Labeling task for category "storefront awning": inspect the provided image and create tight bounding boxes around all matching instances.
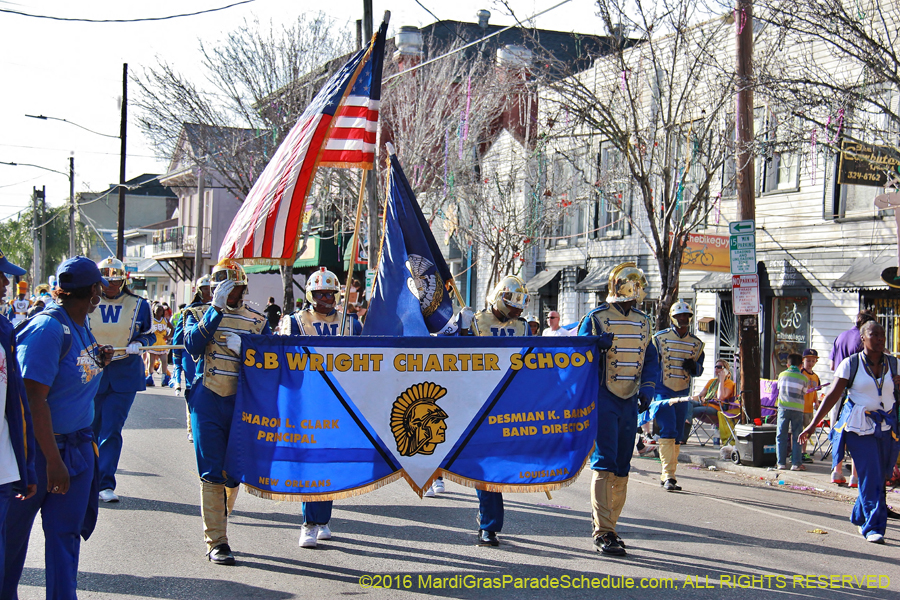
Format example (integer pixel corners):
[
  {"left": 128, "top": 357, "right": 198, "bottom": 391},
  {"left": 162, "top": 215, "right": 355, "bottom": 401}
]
[
  {"left": 524, "top": 268, "right": 560, "bottom": 291},
  {"left": 692, "top": 271, "right": 733, "bottom": 292},
  {"left": 831, "top": 255, "right": 895, "bottom": 291},
  {"left": 574, "top": 259, "right": 621, "bottom": 291}
]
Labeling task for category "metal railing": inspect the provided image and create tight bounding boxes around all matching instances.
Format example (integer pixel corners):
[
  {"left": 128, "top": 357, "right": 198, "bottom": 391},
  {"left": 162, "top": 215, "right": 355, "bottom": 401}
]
[{"left": 150, "top": 226, "right": 211, "bottom": 257}]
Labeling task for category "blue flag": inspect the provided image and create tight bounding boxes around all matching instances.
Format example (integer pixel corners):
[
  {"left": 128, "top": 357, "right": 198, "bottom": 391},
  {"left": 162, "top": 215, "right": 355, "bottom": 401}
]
[{"left": 362, "top": 153, "right": 455, "bottom": 335}]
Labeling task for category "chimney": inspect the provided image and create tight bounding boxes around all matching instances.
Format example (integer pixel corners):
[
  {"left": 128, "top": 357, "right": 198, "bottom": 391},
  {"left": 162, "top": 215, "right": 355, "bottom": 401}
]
[
  {"left": 476, "top": 9, "right": 490, "bottom": 29},
  {"left": 393, "top": 25, "right": 424, "bottom": 67}
]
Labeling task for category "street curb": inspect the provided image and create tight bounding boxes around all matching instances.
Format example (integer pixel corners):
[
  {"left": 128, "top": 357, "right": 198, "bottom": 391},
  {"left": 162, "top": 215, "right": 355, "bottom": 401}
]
[{"left": 679, "top": 450, "right": 862, "bottom": 501}]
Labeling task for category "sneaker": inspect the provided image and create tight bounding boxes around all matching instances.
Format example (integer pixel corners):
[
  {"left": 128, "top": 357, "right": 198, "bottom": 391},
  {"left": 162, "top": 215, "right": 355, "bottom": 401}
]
[
  {"left": 831, "top": 469, "right": 847, "bottom": 485},
  {"left": 433, "top": 479, "right": 445, "bottom": 494},
  {"left": 866, "top": 532, "right": 885, "bottom": 544},
  {"left": 317, "top": 524, "right": 332, "bottom": 540},
  {"left": 887, "top": 507, "right": 900, "bottom": 521},
  {"left": 593, "top": 532, "right": 626, "bottom": 556},
  {"left": 790, "top": 465, "right": 807, "bottom": 471},
  {"left": 849, "top": 476, "right": 859, "bottom": 489},
  {"left": 99, "top": 488, "right": 119, "bottom": 503},
  {"left": 299, "top": 525, "right": 319, "bottom": 548},
  {"left": 638, "top": 444, "right": 658, "bottom": 457},
  {"left": 175, "top": 387, "right": 182, "bottom": 396},
  {"left": 802, "top": 453, "right": 813, "bottom": 463},
  {"left": 477, "top": 530, "right": 499, "bottom": 547},
  {"left": 145, "top": 375, "right": 155, "bottom": 387},
  {"left": 424, "top": 486, "right": 436, "bottom": 498},
  {"left": 207, "top": 543, "right": 235, "bottom": 565},
  {"left": 187, "top": 431, "right": 193, "bottom": 443},
  {"left": 776, "top": 464, "right": 787, "bottom": 471}
]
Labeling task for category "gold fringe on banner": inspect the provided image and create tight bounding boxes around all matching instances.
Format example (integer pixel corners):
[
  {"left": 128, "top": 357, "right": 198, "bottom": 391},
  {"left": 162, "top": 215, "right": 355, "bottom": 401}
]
[
  {"left": 318, "top": 161, "right": 375, "bottom": 170},
  {"left": 440, "top": 455, "right": 590, "bottom": 494},
  {"left": 241, "top": 471, "right": 403, "bottom": 502}
]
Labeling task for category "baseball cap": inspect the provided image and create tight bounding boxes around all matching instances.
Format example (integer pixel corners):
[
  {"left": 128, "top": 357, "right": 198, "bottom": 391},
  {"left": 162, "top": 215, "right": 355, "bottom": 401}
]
[
  {"left": 0, "top": 248, "right": 26, "bottom": 277},
  {"left": 56, "top": 256, "right": 109, "bottom": 290},
  {"left": 802, "top": 349, "right": 818, "bottom": 358}
]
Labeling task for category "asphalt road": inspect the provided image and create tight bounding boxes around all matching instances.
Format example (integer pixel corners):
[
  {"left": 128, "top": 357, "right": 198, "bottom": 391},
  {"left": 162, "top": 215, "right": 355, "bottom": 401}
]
[{"left": 11, "top": 387, "right": 900, "bottom": 599}]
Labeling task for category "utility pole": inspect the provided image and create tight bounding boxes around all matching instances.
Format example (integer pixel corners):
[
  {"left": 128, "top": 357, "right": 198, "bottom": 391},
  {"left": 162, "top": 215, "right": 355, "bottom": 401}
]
[
  {"left": 116, "top": 63, "right": 128, "bottom": 260},
  {"left": 363, "top": 0, "right": 378, "bottom": 273},
  {"left": 356, "top": 19, "right": 363, "bottom": 50},
  {"left": 32, "top": 187, "right": 43, "bottom": 285},
  {"left": 735, "top": 0, "right": 760, "bottom": 421},
  {"left": 69, "top": 155, "right": 76, "bottom": 257},
  {"left": 193, "top": 165, "right": 206, "bottom": 282}
]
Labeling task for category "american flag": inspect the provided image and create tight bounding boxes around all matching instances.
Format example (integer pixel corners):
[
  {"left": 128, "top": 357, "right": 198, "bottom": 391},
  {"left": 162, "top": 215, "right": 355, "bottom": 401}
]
[{"left": 220, "top": 19, "right": 387, "bottom": 264}]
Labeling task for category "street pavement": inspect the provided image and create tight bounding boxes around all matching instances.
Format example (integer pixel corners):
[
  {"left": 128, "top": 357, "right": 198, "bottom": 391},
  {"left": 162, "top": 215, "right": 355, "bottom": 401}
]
[{"left": 11, "top": 385, "right": 900, "bottom": 599}]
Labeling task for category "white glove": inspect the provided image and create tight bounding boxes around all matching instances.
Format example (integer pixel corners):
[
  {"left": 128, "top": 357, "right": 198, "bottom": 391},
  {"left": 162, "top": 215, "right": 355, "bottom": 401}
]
[
  {"left": 224, "top": 332, "right": 242, "bottom": 354},
  {"left": 125, "top": 342, "right": 142, "bottom": 355},
  {"left": 458, "top": 307, "right": 475, "bottom": 330},
  {"left": 212, "top": 280, "right": 235, "bottom": 310}
]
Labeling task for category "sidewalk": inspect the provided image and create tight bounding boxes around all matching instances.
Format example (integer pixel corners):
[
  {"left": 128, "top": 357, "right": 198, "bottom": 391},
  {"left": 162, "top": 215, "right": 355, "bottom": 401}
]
[{"left": 653, "top": 439, "right": 866, "bottom": 501}]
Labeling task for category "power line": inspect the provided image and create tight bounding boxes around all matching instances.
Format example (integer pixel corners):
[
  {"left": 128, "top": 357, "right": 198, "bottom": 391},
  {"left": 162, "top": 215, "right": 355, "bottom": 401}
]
[{"left": 0, "top": 1, "right": 255, "bottom": 23}]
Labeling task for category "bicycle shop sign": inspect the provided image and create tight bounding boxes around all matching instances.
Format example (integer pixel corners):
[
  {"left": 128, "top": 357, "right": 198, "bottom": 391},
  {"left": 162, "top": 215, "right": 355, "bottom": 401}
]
[{"left": 671, "top": 232, "right": 730, "bottom": 273}]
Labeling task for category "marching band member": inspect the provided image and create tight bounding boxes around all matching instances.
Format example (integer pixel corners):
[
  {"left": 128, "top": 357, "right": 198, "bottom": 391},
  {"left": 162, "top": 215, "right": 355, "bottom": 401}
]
[
  {"left": 184, "top": 259, "right": 268, "bottom": 565},
  {"left": 278, "top": 267, "right": 360, "bottom": 548},
  {"left": 578, "top": 262, "right": 659, "bottom": 557},
  {"left": 0, "top": 249, "right": 36, "bottom": 596},
  {"left": 453, "top": 275, "right": 531, "bottom": 547},
  {"left": 173, "top": 276, "right": 212, "bottom": 440},
  {"left": 145, "top": 303, "right": 174, "bottom": 387},
  {"left": 650, "top": 301, "right": 704, "bottom": 491},
  {"left": 9, "top": 281, "right": 31, "bottom": 326},
  {"left": 90, "top": 257, "right": 153, "bottom": 504}
]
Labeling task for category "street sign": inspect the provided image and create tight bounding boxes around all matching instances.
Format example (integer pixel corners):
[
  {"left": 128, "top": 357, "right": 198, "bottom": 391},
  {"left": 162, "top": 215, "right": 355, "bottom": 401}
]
[
  {"left": 729, "top": 220, "right": 755, "bottom": 235},
  {"left": 732, "top": 274, "right": 760, "bottom": 315},
  {"left": 730, "top": 233, "right": 757, "bottom": 274}
]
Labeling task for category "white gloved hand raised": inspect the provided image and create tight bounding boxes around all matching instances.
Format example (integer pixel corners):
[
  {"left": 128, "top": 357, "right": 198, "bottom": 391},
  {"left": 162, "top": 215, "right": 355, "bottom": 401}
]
[
  {"left": 224, "top": 332, "right": 242, "bottom": 354},
  {"left": 212, "top": 280, "right": 235, "bottom": 310},
  {"left": 125, "top": 342, "right": 142, "bottom": 355},
  {"left": 458, "top": 307, "right": 475, "bottom": 330}
]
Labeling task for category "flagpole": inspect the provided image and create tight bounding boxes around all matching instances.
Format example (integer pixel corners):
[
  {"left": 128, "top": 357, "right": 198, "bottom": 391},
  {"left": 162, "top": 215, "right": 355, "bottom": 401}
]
[{"left": 340, "top": 169, "right": 368, "bottom": 334}]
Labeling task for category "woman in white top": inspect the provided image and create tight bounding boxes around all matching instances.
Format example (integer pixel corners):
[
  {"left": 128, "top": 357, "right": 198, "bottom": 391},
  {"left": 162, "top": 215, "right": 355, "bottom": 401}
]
[{"left": 800, "top": 321, "right": 900, "bottom": 544}]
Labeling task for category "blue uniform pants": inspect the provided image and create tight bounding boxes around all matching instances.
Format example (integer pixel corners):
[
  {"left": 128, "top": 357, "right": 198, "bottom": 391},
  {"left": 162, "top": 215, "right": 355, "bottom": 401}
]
[
  {"left": 302, "top": 501, "right": 333, "bottom": 525},
  {"left": 476, "top": 490, "right": 503, "bottom": 532},
  {"left": 591, "top": 391, "right": 639, "bottom": 476},
  {"left": 3, "top": 437, "right": 95, "bottom": 600},
  {"left": 655, "top": 398, "right": 689, "bottom": 443},
  {"left": 844, "top": 431, "right": 890, "bottom": 537},
  {"left": 91, "top": 388, "right": 137, "bottom": 491},
  {"left": 0, "top": 483, "right": 12, "bottom": 596},
  {"left": 188, "top": 385, "right": 238, "bottom": 486}
]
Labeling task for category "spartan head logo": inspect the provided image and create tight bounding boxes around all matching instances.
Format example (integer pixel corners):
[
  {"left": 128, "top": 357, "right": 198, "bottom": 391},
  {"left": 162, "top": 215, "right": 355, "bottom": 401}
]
[
  {"left": 405, "top": 254, "right": 444, "bottom": 318},
  {"left": 391, "top": 382, "right": 449, "bottom": 457}
]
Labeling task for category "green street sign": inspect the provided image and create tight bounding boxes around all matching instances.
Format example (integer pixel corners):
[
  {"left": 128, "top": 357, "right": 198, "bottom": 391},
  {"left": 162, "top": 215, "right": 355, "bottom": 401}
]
[{"left": 729, "top": 220, "right": 755, "bottom": 235}]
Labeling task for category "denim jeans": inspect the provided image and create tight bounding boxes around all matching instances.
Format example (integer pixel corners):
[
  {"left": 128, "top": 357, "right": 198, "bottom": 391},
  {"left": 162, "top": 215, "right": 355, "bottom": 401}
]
[{"left": 777, "top": 407, "right": 804, "bottom": 467}]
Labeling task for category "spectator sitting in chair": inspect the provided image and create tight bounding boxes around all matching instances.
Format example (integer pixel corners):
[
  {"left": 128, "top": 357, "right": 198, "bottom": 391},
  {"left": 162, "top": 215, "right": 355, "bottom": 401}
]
[{"left": 686, "top": 359, "right": 735, "bottom": 446}]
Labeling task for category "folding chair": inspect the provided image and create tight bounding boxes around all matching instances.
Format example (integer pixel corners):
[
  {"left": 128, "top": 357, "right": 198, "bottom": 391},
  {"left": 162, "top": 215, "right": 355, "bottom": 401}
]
[
  {"left": 759, "top": 379, "right": 778, "bottom": 425},
  {"left": 810, "top": 419, "right": 833, "bottom": 461},
  {"left": 689, "top": 408, "right": 718, "bottom": 446}
]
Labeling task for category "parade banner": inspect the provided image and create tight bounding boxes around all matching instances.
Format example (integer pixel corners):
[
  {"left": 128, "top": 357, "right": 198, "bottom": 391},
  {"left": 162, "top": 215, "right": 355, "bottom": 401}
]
[{"left": 224, "top": 335, "right": 599, "bottom": 500}]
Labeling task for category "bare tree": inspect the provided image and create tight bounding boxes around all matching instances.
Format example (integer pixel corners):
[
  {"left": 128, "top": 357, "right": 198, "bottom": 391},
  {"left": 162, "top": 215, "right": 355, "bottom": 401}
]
[
  {"left": 531, "top": 0, "right": 742, "bottom": 328},
  {"left": 133, "top": 13, "right": 354, "bottom": 308},
  {"left": 757, "top": 1, "right": 900, "bottom": 157}
]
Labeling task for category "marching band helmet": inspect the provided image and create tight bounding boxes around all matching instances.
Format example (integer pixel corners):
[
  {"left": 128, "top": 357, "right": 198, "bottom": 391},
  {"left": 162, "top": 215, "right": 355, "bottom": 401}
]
[
  {"left": 606, "top": 262, "right": 647, "bottom": 304},
  {"left": 670, "top": 300, "right": 693, "bottom": 320},
  {"left": 195, "top": 274, "right": 211, "bottom": 291},
  {"left": 97, "top": 257, "right": 127, "bottom": 282},
  {"left": 305, "top": 267, "right": 341, "bottom": 306},
  {"left": 490, "top": 275, "right": 529, "bottom": 317},
  {"left": 210, "top": 259, "right": 248, "bottom": 288},
  {"left": 16, "top": 281, "right": 28, "bottom": 294}
]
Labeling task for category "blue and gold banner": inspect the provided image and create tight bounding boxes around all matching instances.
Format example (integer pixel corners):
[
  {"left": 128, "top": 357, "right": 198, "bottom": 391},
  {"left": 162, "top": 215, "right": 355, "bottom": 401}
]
[{"left": 224, "top": 335, "right": 599, "bottom": 500}]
